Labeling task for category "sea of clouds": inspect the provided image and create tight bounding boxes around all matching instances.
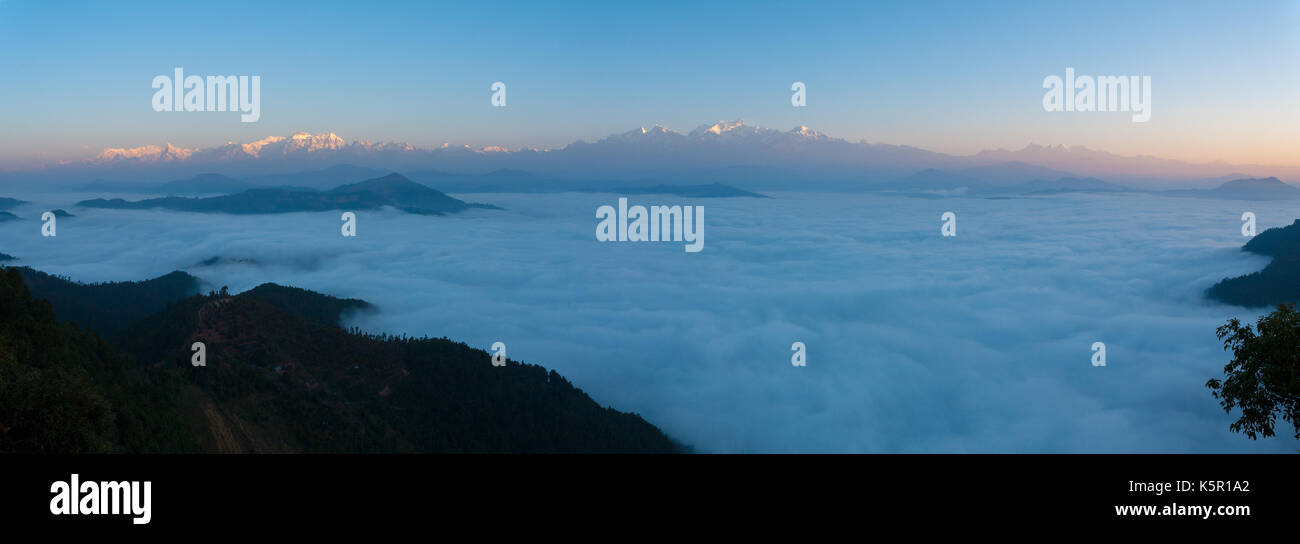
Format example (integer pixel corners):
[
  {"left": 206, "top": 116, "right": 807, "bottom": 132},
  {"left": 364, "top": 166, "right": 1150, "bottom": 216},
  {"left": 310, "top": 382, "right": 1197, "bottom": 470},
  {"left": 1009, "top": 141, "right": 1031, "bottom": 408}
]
[{"left": 3, "top": 189, "right": 1299, "bottom": 452}]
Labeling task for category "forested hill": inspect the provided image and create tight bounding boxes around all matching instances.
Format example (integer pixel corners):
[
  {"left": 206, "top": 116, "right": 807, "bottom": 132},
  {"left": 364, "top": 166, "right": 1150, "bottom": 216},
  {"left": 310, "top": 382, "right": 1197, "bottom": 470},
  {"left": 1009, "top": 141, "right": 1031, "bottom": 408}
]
[
  {"left": 240, "top": 283, "right": 373, "bottom": 327},
  {"left": 114, "top": 290, "right": 682, "bottom": 452},
  {"left": 0, "top": 267, "right": 201, "bottom": 453},
  {"left": 1, "top": 268, "right": 682, "bottom": 453},
  {"left": 14, "top": 267, "right": 200, "bottom": 336},
  {"left": 1207, "top": 219, "right": 1300, "bottom": 307}
]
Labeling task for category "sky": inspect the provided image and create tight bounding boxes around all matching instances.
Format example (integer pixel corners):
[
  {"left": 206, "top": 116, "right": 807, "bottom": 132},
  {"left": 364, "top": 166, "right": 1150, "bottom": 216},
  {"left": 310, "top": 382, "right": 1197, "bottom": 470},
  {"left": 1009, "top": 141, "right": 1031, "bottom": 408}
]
[{"left": 1, "top": 0, "right": 1298, "bottom": 167}]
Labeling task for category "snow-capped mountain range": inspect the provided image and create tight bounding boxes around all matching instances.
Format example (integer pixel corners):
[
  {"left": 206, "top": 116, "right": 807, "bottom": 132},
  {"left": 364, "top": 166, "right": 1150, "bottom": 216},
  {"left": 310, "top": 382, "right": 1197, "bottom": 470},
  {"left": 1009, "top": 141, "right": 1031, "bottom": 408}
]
[
  {"left": 94, "top": 132, "right": 402, "bottom": 163},
  {"left": 10, "top": 120, "right": 1296, "bottom": 187},
  {"left": 89, "top": 122, "right": 835, "bottom": 165}
]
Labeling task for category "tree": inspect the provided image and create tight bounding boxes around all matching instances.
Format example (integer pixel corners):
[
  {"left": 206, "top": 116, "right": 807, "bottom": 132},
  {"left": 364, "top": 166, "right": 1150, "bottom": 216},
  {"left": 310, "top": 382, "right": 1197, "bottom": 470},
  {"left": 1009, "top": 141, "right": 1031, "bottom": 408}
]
[{"left": 1207, "top": 304, "right": 1300, "bottom": 439}]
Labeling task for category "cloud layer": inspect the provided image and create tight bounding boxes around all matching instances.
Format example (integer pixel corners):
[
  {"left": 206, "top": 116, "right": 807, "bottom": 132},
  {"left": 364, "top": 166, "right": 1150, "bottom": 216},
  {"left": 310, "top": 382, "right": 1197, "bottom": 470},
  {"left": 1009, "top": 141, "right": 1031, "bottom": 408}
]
[{"left": 3, "top": 190, "right": 1298, "bottom": 452}]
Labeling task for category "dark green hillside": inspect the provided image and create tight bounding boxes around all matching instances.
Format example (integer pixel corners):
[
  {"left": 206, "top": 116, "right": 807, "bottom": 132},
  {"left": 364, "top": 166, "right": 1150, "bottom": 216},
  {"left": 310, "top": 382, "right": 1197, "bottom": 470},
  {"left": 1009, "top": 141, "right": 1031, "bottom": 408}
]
[
  {"left": 241, "top": 283, "right": 373, "bottom": 328},
  {"left": 1208, "top": 219, "right": 1300, "bottom": 307},
  {"left": 13, "top": 267, "right": 200, "bottom": 336},
  {"left": 0, "top": 267, "right": 680, "bottom": 453},
  {"left": 114, "top": 288, "right": 681, "bottom": 453},
  {"left": 0, "top": 268, "right": 200, "bottom": 453}
]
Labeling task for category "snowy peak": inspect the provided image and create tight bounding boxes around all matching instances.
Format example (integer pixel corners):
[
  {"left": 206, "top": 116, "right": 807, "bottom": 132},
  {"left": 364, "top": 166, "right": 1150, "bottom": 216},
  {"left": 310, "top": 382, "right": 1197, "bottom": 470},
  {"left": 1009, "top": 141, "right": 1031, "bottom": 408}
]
[
  {"left": 83, "top": 122, "right": 850, "bottom": 169},
  {"left": 639, "top": 124, "right": 675, "bottom": 135},
  {"left": 683, "top": 120, "right": 833, "bottom": 143},
  {"left": 595, "top": 124, "right": 686, "bottom": 145},
  {"left": 689, "top": 120, "right": 753, "bottom": 138},
  {"left": 789, "top": 125, "right": 828, "bottom": 140},
  {"left": 89, "top": 132, "right": 388, "bottom": 164},
  {"left": 286, "top": 132, "right": 346, "bottom": 152},
  {"left": 94, "top": 143, "right": 195, "bottom": 162}
]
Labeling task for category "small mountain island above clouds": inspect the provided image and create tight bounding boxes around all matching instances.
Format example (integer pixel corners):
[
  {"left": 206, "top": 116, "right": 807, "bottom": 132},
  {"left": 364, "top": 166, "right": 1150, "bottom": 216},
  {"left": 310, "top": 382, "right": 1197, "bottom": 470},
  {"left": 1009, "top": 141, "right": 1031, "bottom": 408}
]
[
  {"left": 1006, "top": 177, "right": 1128, "bottom": 195},
  {"left": 75, "top": 173, "right": 500, "bottom": 215},
  {"left": 0, "top": 197, "right": 28, "bottom": 210},
  {"left": 874, "top": 168, "right": 1300, "bottom": 202},
  {"left": 1163, "top": 177, "right": 1300, "bottom": 200},
  {"left": 881, "top": 167, "right": 1128, "bottom": 196},
  {"left": 405, "top": 169, "right": 772, "bottom": 197},
  {"left": 0, "top": 198, "right": 29, "bottom": 222}
]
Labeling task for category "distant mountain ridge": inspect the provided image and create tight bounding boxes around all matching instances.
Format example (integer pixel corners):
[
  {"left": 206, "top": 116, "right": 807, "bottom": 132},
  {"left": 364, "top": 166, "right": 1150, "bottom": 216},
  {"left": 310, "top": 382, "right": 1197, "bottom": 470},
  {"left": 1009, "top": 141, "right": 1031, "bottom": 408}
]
[
  {"left": 872, "top": 173, "right": 1295, "bottom": 200},
  {"left": 12, "top": 121, "right": 1296, "bottom": 187},
  {"left": 1009, "top": 177, "right": 1128, "bottom": 194},
  {"left": 158, "top": 173, "right": 252, "bottom": 195},
  {"left": 75, "top": 173, "right": 496, "bottom": 215},
  {"left": 1162, "top": 177, "right": 1300, "bottom": 200}
]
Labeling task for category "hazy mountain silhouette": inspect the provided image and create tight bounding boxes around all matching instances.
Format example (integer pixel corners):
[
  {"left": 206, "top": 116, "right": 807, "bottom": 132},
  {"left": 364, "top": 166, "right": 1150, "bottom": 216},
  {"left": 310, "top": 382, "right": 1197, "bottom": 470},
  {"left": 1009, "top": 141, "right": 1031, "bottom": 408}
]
[
  {"left": 76, "top": 179, "right": 157, "bottom": 193},
  {"left": 241, "top": 164, "right": 388, "bottom": 190},
  {"left": 76, "top": 173, "right": 496, "bottom": 215},
  {"left": 1005, "top": 177, "right": 1128, "bottom": 195},
  {"left": 952, "top": 162, "right": 1077, "bottom": 185},
  {"left": 885, "top": 169, "right": 986, "bottom": 191},
  {"left": 16, "top": 122, "right": 1296, "bottom": 188},
  {"left": 621, "top": 183, "right": 769, "bottom": 198},
  {"left": 404, "top": 168, "right": 769, "bottom": 197},
  {"left": 158, "top": 173, "right": 252, "bottom": 195},
  {"left": 1163, "top": 177, "right": 1300, "bottom": 200}
]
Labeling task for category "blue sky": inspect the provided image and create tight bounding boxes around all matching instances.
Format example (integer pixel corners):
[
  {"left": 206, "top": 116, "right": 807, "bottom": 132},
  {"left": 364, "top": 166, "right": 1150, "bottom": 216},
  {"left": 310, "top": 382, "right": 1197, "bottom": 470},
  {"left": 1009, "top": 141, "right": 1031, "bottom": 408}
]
[{"left": 1, "top": 0, "right": 1297, "bottom": 166}]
